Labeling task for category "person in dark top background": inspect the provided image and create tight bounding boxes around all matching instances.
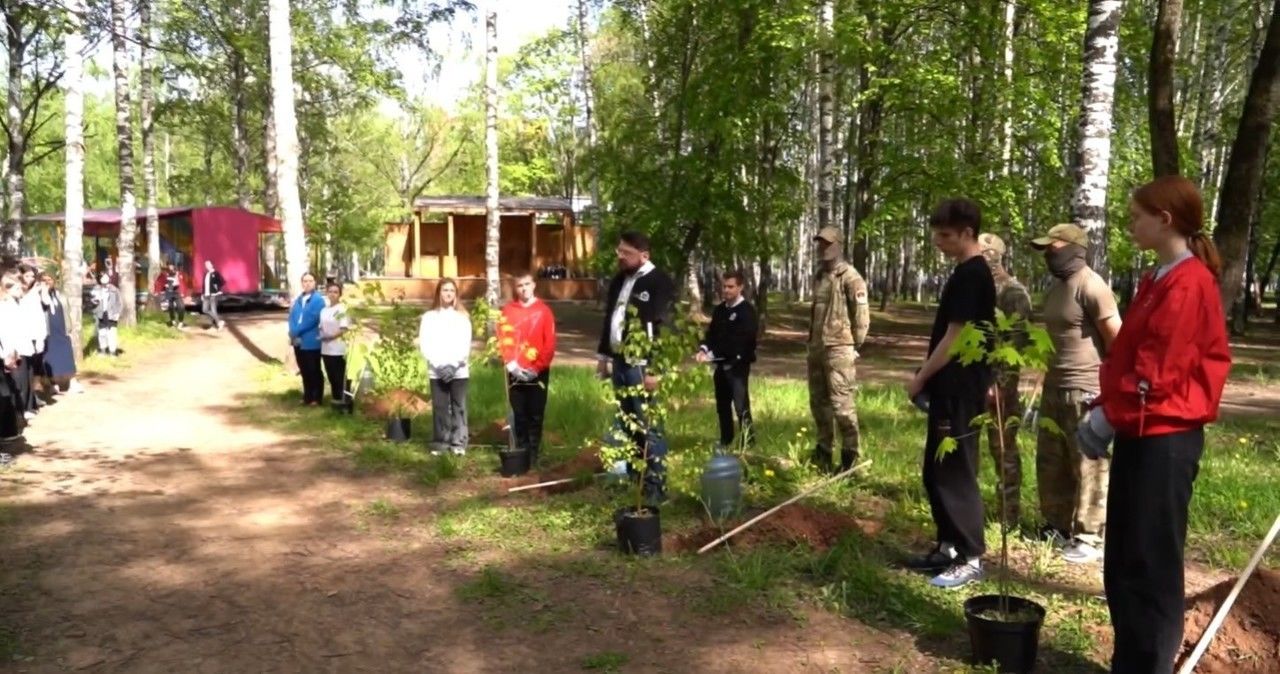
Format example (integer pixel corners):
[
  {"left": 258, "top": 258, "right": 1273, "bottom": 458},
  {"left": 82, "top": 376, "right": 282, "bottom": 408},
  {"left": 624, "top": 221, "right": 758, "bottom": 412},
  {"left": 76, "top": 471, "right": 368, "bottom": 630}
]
[
  {"left": 905, "top": 198, "right": 997, "bottom": 589},
  {"left": 696, "top": 270, "right": 758, "bottom": 450}
]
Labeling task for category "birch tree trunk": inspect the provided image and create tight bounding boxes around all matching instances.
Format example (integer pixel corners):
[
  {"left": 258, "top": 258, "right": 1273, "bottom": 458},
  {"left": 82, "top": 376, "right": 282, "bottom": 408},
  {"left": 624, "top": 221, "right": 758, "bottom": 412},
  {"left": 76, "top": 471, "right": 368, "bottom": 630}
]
[
  {"left": 269, "top": 0, "right": 308, "bottom": 299},
  {"left": 1000, "top": 0, "right": 1018, "bottom": 196},
  {"left": 231, "top": 50, "right": 252, "bottom": 210},
  {"left": 816, "top": 0, "right": 835, "bottom": 233},
  {"left": 484, "top": 10, "right": 500, "bottom": 306},
  {"left": 575, "top": 0, "right": 601, "bottom": 256},
  {"left": 140, "top": 0, "right": 161, "bottom": 299},
  {"left": 1071, "top": 0, "right": 1125, "bottom": 278},
  {"left": 1213, "top": 0, "right": 1280, "bottom": 313},
  {"left": 111, "top": 0, "right": 139, "bottom": 326},
  {"left": 264, "top": 95, "right": 279, "bottom": 217},
  {"left": 63, "top": 0, "right": 87, "bottom": 360},
  {"left": 3, "top": 11, "right": 26, "bottom": 265},
  {"left": 1149, "top": 0, "right": 1184, "bottom": 176}
]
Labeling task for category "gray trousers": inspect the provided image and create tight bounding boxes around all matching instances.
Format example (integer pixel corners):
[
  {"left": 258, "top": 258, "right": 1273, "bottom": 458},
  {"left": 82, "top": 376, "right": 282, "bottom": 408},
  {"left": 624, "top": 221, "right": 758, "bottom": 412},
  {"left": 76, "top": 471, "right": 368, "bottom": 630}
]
[
  {"left": 201, "top": 295, "right": 220, "bottom": 326},
  {"left": 430, "top": 377, "right": 469, "bottom": 449}
]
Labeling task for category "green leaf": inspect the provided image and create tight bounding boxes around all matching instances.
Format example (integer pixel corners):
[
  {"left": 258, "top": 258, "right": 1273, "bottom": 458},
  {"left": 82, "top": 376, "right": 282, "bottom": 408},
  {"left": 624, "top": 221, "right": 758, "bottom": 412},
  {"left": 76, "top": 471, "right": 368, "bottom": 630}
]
[
  {"left": 1039, "top": 416, "right": 1065, "bottom": 438},
  {"left": 936, "top": 436, "right": 959, "bottom": 460}
]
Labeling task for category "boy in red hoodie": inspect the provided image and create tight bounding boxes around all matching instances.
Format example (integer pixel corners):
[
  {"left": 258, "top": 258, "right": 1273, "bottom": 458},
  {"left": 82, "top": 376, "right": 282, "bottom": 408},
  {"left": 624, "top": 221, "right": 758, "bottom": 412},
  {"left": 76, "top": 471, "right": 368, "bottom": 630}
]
[
  {"left": 1077, "top": 176, "right": 1231, "bottom": 674},
  {"left": 500, "top": 272, "right": 557, "bottom": 465}
]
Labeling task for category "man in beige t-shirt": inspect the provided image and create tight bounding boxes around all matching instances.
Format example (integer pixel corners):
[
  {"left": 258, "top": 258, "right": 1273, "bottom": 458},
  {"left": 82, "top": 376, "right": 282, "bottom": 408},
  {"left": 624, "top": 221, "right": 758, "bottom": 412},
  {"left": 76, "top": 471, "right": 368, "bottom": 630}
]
[{"left": 1031, "top": 223, "right": 1122, "bottom": 564}]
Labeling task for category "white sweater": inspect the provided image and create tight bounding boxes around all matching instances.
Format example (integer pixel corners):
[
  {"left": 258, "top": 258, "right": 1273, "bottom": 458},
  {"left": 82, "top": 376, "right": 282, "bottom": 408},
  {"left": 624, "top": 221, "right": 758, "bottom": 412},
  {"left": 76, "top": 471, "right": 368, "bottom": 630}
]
[
  {"left": 418, "top": 308, "right": 472, "bottom": 380},
  {"left": 0, "top": 299, "right": 21, "bottom": 361},
  {"left": 19, "top": 289, "right": 48, "bottom": 355}
]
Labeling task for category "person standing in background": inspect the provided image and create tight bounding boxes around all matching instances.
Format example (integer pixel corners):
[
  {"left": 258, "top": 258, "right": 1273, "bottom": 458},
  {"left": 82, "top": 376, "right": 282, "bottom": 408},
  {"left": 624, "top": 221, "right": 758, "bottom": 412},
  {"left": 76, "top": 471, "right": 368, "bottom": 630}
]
[
  {"left": 156, "top": 263, "right": 189, "bottom": 329},
  {"left": 318, "top": 282, "right": 351, "bottom": 406},
  {"left": 1029, "top": 223, "right": 1121, "bottom": 564},
  {"left": 17, "top": 265, "right": 49, "bottom": 417},
  {"left": 419, "top": 279, "right": 472, "bottom": 456},
  {"left": 500, "top": 272, "right": 557, "bottom": 466},
  {"left": 696, "top": 270, "right": 759, "bottom": 451},
  {"left": 201, "top": 260, "right": 226, "bottom": 331},
  {"left": 91, "top": 274, "right": 123, "bottom": 357},
  {"left": 38, "top": 272, "right": 84, "bottom": 396},
  {"left": 1, "top": 271, "right": 29, "bottom": 448},
  {"left": 288, "top": 272, "right": 327, "bottom": 406},
  {"left": 977, "top": 233, "right": 1033, "bottom": 528}
]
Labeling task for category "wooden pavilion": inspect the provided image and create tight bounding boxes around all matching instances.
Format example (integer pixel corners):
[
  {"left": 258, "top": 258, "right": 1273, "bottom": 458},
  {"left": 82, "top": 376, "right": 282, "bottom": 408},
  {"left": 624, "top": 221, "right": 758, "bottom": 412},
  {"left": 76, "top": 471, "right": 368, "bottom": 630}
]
[{"left": 374, "top": 196, "right": 597, "bottom": 301}]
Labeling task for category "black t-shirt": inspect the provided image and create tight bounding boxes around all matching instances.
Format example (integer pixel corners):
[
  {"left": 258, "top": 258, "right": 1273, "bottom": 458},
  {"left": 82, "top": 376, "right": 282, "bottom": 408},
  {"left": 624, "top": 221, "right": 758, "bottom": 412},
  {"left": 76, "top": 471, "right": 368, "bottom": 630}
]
[{"left": 926, "top": 255, "right": 997, "bottom": 397}]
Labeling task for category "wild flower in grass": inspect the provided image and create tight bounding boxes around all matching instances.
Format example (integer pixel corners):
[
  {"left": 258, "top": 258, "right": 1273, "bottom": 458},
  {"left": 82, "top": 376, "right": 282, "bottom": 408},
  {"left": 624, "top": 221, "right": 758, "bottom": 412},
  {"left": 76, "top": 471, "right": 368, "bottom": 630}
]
[
  {"left": 1239, "top": 500, "right": 1249, "bottom": 510},
  {"left": 763, "top": 469, "right": 776, "bottom": 479}
]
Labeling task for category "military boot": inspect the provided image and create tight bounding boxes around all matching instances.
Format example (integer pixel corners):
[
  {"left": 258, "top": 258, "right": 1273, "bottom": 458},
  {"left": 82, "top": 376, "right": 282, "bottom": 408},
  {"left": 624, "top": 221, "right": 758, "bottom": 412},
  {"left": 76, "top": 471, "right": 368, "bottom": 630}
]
[
  {"left": 840, "top": 449, "right": 860, "bottom": 472},
  {"left": 809, "top": 445, "right": 835, "bottom": 474}
]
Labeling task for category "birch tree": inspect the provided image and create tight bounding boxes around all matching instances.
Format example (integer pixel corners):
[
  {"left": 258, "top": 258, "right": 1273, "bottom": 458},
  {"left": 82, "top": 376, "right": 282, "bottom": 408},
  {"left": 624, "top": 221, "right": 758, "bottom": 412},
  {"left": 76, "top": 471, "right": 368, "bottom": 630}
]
[
  {"left": 62, "top": 0, "right": 86, "bottom": 360},
  {"left": 484, "top": 10, "right": 500, "bottom": 305},
  {"left": 816, "top": 0, "right": 835, "bottom": 235},
  {"left": 111, "top": 0, "right": 139, "bottom": 325},
  {"left": 269, "top": 0, "right": 308, "bottom": 298},
  {"left": 141, "top": 0, "right": 161, "bottom": 297},
  {"left": 1071, "top": 0, "right": 1124, "bottom": 276}
]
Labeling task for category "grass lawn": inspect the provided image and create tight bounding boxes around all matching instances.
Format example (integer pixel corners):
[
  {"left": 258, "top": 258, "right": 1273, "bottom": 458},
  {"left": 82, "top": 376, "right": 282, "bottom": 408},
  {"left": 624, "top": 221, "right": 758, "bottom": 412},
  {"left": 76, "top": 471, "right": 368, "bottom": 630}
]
[
  {"left": 241, "top": 356, "right": 1280, "bottom": 671},
  {"left": 77, "top": 309, "right": 185, "bottom": 376}
]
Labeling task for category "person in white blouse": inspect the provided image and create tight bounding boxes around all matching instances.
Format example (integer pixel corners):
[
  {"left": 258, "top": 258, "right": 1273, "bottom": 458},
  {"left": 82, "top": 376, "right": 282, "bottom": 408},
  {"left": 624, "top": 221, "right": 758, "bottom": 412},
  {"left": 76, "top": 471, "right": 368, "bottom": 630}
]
[
  {"left": 319, "top": 282, "right": 351, "bottom": 405},
  {"left": 1, "top": 270, "right": 28, "bottom": 446},
  {"left": 418, "top": 279, "right": 472, "bottom": 455}
]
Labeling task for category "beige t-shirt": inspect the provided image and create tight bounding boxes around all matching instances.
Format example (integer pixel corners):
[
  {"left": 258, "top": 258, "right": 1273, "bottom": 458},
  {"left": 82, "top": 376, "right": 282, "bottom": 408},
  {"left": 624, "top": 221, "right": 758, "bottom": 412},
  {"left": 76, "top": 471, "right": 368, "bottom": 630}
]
[{"left": 1043, "top": 268, "right": 1118, "bottom": 392}]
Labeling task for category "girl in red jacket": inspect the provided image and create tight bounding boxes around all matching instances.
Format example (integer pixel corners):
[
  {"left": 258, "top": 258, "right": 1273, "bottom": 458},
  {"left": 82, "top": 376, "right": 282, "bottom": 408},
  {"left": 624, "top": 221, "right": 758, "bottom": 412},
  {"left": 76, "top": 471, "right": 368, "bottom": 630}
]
[
  {"left": 500, "top": 272, "right": 557, "bottom": 465},
  {"left": 1076, "top": 176, "right": 1231, "bottom": 673}
]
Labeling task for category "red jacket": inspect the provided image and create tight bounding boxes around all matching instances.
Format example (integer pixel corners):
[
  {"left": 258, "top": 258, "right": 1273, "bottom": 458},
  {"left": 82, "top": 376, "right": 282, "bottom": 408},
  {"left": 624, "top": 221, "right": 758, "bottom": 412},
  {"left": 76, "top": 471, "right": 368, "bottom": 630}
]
[
  {"left": 500, "top": 299, "right": 556, "bottom": 373},
  {"left": 1095, "top": 257, "right": 1231, "bottom": 438},
  {"left": 153, "top": 271, "right": 188, "bottom": 297}
]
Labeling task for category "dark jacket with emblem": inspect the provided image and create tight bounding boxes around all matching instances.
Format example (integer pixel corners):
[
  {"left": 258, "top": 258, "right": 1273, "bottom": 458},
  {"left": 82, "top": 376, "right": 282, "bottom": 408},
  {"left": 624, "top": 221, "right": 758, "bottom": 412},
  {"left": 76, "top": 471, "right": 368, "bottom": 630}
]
[
  {"left": 700, "top": 299, "right": 758, "bottom": 365},
  {"left": 597, "top": 265, "right": 676, "bottom": 364}
]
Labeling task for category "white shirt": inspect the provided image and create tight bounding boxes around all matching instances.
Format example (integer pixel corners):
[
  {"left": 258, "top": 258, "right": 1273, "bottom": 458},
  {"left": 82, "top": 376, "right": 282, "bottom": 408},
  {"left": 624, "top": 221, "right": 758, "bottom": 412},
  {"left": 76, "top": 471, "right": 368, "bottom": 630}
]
[
  {"left": 18, "top": 289, "right": 47, "bottom": 355},
  {"left": 319, "top": 302, "right": 350, "bottom": 357},
  {"left": 608, "top": 260, "right": 655, "bottom": 352},
  {"left": 203, "top": 270, "right": 217, "bottom": 297},
  {"left": 418, "top": 308, "right": 473, "bottom": 380},
  {"left": 0, "top": 299, "right": 21, "bottom": 361},
  {"left": 1155, "top": 250, "right": 1195, "bottom": 281}
]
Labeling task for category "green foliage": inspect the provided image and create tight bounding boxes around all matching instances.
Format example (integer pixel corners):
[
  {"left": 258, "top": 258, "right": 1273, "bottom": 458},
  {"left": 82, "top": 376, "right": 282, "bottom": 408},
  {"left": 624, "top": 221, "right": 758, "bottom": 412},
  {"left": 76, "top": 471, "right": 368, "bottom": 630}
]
[{"left": 598, "top": 303, "right": 709, "bottom": 511}]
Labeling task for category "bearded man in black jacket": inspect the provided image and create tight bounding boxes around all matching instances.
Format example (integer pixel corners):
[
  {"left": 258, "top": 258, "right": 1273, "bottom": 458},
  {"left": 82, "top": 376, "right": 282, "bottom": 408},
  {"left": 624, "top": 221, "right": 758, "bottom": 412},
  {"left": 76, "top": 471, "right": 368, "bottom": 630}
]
[{"left": 597, "top": 231, "right": 676, "bottom": 504}]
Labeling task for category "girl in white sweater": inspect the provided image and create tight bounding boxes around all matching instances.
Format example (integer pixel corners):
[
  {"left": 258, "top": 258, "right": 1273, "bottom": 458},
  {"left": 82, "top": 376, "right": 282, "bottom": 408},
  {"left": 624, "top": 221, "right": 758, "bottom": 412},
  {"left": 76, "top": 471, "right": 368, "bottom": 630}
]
[{"left": 418, "top": 279, "right": 472, "bottom": 455}]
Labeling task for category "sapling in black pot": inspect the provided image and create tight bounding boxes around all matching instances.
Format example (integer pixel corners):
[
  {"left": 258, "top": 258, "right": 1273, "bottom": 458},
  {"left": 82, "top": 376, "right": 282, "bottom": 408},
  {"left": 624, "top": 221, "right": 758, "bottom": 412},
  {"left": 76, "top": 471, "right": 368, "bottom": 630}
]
[
  {"left": 600, "top": 305, "right": 705, "bottom": 556},
  {"left": 364, "top": 296, "right": 428, "bottom": 444},
  {"left": 945, "top": 309, "right": 1060, "bottom": 673}
]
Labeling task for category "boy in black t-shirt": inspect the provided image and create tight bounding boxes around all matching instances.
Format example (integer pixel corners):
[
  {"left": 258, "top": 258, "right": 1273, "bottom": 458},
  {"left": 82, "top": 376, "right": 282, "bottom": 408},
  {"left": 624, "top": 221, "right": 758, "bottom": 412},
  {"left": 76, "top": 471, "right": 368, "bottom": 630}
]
[{"left": 905, "top": 198, "right": 997, "bottom": 589}]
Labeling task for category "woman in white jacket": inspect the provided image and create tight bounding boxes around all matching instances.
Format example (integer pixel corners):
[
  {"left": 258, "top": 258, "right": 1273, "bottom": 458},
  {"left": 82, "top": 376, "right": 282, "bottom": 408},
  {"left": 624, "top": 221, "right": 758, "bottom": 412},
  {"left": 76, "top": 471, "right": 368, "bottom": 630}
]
[
  {"left": 419, "top": 279, "right": 472, "bottom": 455},
  {"left": 0, "top": 271, "right": 27, "bottom": 445}
]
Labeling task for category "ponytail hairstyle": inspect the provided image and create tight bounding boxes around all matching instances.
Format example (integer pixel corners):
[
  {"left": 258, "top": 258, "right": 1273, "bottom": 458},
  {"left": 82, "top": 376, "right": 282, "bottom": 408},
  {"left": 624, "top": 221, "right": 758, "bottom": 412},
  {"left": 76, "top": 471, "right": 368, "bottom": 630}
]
[{"left": 1131, "top": 175, "right": 1222, "bottom": 279}]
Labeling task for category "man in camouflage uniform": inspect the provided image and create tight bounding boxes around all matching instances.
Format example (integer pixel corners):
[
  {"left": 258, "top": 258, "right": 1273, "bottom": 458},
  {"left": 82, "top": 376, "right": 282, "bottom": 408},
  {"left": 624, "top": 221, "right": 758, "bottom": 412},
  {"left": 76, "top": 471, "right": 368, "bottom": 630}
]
[
  {"left": 978, "top": 233, "right": 1033, "bottom": 527},
  {"left": 1031, "top": 224, "right": 1121, "bottom": 564},
  {"left": 807, "top": 226, "right": 871, "bottom": 473}
]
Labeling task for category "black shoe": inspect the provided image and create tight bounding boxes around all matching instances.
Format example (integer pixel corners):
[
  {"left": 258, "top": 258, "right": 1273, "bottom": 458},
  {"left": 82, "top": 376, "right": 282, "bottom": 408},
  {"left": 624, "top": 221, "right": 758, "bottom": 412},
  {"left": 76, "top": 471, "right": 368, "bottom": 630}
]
[
  {"left": 810, "top": 445, "right": 834, "bottom": 473},
  {"left": 840, "top": 450, "right": 859, "bottom": 472},
  {"left": 904, "top": 545, "right": 957, "bottom": 573}
]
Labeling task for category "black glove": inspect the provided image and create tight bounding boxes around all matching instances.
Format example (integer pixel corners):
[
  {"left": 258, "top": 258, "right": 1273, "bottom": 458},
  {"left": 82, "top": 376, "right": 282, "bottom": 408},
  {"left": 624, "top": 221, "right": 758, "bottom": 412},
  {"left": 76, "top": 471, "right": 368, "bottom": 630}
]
[{"left": 438, "top": 365, "right": 456, "bottom": 382}]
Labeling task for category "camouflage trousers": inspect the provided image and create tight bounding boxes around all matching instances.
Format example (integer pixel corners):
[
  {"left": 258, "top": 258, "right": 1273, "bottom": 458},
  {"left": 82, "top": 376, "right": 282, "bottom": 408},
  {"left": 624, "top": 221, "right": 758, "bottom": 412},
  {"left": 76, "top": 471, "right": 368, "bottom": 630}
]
[
  {"left": 986, "top": 378, "right": 1023, "bottom": 526},
  {"left": 1036, "top": 387, "right": 1110, "bottom": 544},
  {"left": 807, "top": 344, "right": 859, "bottom": 461}
]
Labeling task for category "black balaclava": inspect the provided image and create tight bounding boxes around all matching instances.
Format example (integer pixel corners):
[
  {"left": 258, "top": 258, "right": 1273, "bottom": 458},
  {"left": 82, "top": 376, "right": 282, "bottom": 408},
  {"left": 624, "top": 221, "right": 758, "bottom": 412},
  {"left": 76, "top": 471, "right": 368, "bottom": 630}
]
[{"left": 1045, "top": 243, "right": 1087, "bottom": 280}]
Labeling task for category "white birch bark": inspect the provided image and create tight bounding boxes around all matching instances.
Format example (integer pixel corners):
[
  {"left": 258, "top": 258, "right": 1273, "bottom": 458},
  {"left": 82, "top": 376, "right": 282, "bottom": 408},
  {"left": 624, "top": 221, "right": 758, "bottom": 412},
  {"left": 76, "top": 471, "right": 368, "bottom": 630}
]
[
  {"left": 484, "top": 11, "right": 501, "bottom": 305},
  {"left": 111, "top": 0, "right": 139, "bottom": 325},
  {"left": 63, "top": 0, "right": 87, "bottom": 359},
  {"left": 1070, "top": 0, "right": 1125, "bottom": 276},
  {"left": 141, "top": 0, "right": 161, "bottom": 298},
  {"left": 269, "top": 0, "right": 308, "bottom": 299}
]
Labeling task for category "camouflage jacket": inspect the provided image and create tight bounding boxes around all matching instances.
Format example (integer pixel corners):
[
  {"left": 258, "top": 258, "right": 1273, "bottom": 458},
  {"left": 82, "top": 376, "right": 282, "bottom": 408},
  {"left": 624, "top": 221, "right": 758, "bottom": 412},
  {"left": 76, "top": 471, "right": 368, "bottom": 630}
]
[
  {"left": 994, "top": 276, "right": 1033, "bottom": 383},
  {"left": 809, "top": 261, "right": 870, "bottom": 349}
]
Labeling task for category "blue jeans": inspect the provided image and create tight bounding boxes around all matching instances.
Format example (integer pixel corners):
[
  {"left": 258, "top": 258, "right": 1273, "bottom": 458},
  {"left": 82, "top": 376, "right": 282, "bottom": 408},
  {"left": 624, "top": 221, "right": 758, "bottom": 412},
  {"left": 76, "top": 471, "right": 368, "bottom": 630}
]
[{"left": 610, "top": 358, "right": 667, "bottom": 494}]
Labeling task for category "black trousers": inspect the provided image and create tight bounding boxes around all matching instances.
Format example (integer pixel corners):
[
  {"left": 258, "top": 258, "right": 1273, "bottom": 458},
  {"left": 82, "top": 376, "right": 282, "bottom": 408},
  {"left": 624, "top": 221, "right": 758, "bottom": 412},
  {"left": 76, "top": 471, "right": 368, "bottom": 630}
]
[
  {"left": 1105, "top": 428, "right": 1203, "bottom": 674},
  {"left": 166, "top": 294, "right": 185, "bottom": 324},
  {"left": 923, "top": 393, "right": 986, "bottom": 560},
  {"left": 713, "top": 364, "right": 752, "bottom": 446},
  {"left": 430, "top": 378, "right": 469, "bottom": 449},
  {"left": 12, "top": 357, "right": 33, "bottom": 415},
  {"left": 322, "top": 354, "right": 347, "bottom": 403},
  {"left": 23, "top": 353, "right": 44, "bottom": 412},
  {"left": 0, "top": 371, "right": 23, "bottom": 439},
  {"left": 294, "top": 348, "right": 324, "bottom": 404},
  {"left": 509, "top": 370, "right": 550, "bottom": 459}
]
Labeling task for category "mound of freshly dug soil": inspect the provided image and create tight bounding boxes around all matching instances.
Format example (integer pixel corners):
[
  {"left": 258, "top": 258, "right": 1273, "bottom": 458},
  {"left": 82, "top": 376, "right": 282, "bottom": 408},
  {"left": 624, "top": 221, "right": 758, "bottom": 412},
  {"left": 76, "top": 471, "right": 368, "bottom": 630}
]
[
  {"left": 665, "top": 503, "right": 882, "bottom": 553},
  {"left": 359, "top": 388, "right": 429, "bottom": 419},
  {"left": 1177, "top": 568, "right": 1280, "bottom": 674},
  {"left": 504, "top": 448, "right": 605, "bottom": 495}
]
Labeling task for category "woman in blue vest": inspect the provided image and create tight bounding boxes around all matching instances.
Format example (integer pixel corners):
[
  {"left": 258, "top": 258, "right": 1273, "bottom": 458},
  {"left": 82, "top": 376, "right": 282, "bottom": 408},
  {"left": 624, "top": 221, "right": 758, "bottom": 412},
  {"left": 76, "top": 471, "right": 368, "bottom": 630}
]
[{"left": 288, "top": 272, "right": 327, "bottom": 406}]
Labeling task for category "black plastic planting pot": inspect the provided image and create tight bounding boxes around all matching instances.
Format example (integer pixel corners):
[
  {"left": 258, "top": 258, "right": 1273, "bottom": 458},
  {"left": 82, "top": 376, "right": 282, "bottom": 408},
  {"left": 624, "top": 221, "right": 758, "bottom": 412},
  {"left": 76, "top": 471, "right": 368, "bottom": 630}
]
[
  {"left": 385, "top": 418, "right": 411, "bottom": 442},
  {"left": 964, "top": 594, "right": 1046, "bottom": 673},
  {"left": 614, "top": 505, "right": 662, "bottom": 556},
  {"left": 499, "top": 448, "right": 531, "bottom": 476}
]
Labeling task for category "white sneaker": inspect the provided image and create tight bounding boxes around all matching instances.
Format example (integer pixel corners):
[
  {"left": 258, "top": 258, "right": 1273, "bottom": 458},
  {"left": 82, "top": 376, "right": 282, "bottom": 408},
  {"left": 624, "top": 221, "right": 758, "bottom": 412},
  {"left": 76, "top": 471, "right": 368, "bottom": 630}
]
[
  {"left": 930, "top": 559, "right": 983, "bottom": 589},
  {"left": 67, "top": 380, "right": 86, "bottom": 394},
  {"left": 23, "top": 411, "right": 35, "bottom": 421},
  {"left": 1062, "top": 539, "right": 1103, "bottom": 564}
]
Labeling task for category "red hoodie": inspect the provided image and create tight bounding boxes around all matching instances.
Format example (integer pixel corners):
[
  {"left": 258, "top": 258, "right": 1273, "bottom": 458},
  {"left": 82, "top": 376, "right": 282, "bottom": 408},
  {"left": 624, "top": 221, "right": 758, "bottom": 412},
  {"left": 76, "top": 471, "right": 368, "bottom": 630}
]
[
  {"left": 1095, "top": 256, "right": 1231, "bottom": 438},
  {"left": 500, "top": 298, "right": 556, "bottom": 374}
]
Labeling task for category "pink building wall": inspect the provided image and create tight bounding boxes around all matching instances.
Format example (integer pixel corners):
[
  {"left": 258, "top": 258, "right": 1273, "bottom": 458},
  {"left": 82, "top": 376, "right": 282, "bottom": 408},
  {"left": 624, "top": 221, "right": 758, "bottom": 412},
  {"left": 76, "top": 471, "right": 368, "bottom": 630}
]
[{"left": 192, "top": 207, "right": 283, "bottom": 295}]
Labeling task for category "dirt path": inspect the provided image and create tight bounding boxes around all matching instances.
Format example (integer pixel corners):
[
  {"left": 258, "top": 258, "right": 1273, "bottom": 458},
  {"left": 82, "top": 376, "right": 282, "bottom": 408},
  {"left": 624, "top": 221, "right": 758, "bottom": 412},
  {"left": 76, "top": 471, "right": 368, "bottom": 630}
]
[{"left": 0, "top": 314, "right": 934, "bottom": 673}]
